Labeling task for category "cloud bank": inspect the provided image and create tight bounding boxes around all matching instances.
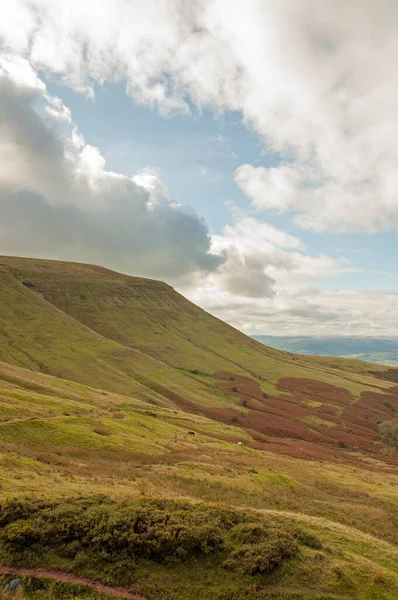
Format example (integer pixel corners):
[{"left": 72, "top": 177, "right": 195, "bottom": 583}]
[{"left": 3, "top": 0, "right": 398, "bottom": 232}]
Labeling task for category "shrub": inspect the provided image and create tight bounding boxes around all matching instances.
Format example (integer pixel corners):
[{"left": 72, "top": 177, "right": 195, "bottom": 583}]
[
  {"left": 379, "top": 420, "right": 398, "bottom": 449},
  {"left": 224, "top": 534, "right": 298, "bottom": 575},
  {"left": 231, "top": 522, "right": 270, "bottom": 544},
  {"left": 0, "top": 498, "right": 51, "bottom": 527},
  {"left": 232, "top": 386, "right": 238, "bottom": 392},
  {"left": 291, "top": 528, "right": 322, "bottom": 549},
  {"left": 0, "top": 497, "right": 308, "bottom": 577},
  {"left": 2, "top": 519, "right": 42, "bottom": 547}
]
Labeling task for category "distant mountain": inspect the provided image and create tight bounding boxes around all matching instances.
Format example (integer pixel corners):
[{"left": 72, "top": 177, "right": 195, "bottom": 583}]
[{"left": 253, "top": 335, "right": 398, "bottom": 365}]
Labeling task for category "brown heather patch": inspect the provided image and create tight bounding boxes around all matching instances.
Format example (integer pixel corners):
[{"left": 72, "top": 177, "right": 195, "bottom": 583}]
[{"left": 205, "top": 373, "right": 398, "bottom": 467}]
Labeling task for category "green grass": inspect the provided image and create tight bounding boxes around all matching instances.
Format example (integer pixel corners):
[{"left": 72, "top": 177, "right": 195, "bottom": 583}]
[
  {"left": 1, "top": 257, "right": 398, "bottom": 598},
  {"left": 0, "top": 257, "right": 388, "bottom": 399},
  {"left": 301, "top": 416, "right": 337, "bottom": 428}
]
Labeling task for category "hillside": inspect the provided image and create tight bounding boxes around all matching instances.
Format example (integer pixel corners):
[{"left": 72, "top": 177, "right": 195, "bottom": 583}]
[
  {"left": 1, "top": 256, "right": 398, "bottom": 599},
  {"left": 0, "top": 256, "right": 395, "bottom": 465}
]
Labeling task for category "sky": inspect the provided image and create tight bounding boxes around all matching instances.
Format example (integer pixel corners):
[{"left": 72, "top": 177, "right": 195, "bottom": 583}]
[{"left": 1, "top": 0, "right": 398, "bottom": 336}]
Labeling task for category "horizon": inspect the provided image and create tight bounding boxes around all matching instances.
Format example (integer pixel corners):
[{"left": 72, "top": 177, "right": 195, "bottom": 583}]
[{"left": 2, "top": 1, "right": 398, "bottom": 336}]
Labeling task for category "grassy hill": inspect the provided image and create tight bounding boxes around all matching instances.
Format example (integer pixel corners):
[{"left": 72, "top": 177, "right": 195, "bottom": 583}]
[{"left": 1, "top": 256, "right": 398, "bottom": 599}]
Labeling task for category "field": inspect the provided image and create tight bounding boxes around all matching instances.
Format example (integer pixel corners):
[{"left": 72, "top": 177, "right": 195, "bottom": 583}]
[{"left": 1, "top": 256, "right": 398, "bottom": 599}]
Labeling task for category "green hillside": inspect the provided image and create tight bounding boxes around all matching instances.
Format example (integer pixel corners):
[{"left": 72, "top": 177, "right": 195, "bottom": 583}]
[
  {"left": 0, "top": 256, "right": 383, "bottom": 391},
  {"left": 1, "top": 256, "right": 398, "bottom": 599}
]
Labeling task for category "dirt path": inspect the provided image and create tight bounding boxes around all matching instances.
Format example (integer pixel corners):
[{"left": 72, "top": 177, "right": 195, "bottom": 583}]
[{"left": 0, "top": 567, "right": 147, "bottom": 599}]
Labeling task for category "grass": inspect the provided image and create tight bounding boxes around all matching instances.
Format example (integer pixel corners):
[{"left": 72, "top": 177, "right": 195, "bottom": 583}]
[
  {"left": 0, "top": 580, "right": 111, "bottom": 600},
  {"left": 301, "top": 416, "right": 337, "bottom": 428},
  {"left": 0, "top": 257, "right": 389, "bottom": 398},
  {"left": 0, "top": 257, "right": 398, "bottom": 598}
]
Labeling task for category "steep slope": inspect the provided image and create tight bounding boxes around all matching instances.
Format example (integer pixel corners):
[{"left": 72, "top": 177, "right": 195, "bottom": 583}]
[
  {"left": 0, "top": 265, "right": 246, "bottom": 411},
  {"left": 0, "top": 256, "right": 382, "bottom": 390},
  {"left": 1, "top": 257, "right": 398, "bottom": 599},
  {"left": 0, "top": 255, "right": 397, "bottom": 466}
]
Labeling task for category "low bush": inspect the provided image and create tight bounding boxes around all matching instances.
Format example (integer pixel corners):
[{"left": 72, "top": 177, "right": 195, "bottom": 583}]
[
  {"left": 0, "top": 498, "right": 51, "bottom": 527},
  {"left": 0, "top": 497, "right": 314, "bottom": 580},
  {"left": 224, "top": 534, "right": 298, "bottom": 575},
  {"left": 1, "top": 519, "right": 41, "bottom": 548},
  {"left": 379, "top": 420, "right": 398, "bottom": 449}
]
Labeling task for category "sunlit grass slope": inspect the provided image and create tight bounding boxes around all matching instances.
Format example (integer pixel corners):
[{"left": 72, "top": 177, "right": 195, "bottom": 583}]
[
  {"left": 2, "top": 256, "right": 397, "bottom": 466},
  {"left": 0, "top": 264, "right": 250, "bottom": 411},
  {"left": 1, "top": 354, "right": 398, "bottom": 548},
  {"left": 1, "top": 256, "right": 398, "bottom": 598},
  {"left": 0, "top": 256, "right": 386, "bottom": 397}
]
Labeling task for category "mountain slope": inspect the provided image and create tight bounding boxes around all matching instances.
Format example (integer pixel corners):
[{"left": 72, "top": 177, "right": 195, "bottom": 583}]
[
  {"left": 0, "top": 256, "right": 385, "bottom": 389},
  {"left": 0, "top": 255, "right": 396, "bottom": 465},
  {"left": 0, "top": 263, "right": 249, "bottom": 411},
  {"left": 1, "top": 257, "right": 398, "bottom": 599}
]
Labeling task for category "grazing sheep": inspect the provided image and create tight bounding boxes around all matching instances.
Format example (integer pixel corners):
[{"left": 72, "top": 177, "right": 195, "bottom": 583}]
[{"left": 237, "top": 441, "right": 243, "bottom": 445}]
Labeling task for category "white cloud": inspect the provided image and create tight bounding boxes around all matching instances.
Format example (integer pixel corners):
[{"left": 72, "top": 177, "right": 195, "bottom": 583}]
[
  {"left": 0, "top": 61, "right": 221, "bottom": 281},
  {"left": 3, "top": 0, "right": 398, "bottom": 231},
  {"left": 234, "top": 164, "right": 305, "bottom": 213},
  {"left": 187, "top": 285, "right": 398, "bottom": 337}
]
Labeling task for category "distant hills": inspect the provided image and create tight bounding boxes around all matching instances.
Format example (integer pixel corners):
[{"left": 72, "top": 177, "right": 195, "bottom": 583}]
[{"left": 253, "top": 335, "right": 398, "bottom": 365}]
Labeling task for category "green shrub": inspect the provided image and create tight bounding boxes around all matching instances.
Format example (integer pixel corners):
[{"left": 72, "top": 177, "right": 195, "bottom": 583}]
[
  {"left": 0, "top": 498, "right": 51, "bottom": 527},
  {"left": 231, "top": 522, "right": 270, "bottom": 544},
  {"left": 0, "top": 497, "right": 309, "bottom": 578},
  {"left": 291, "top": 527, "right": 322, "bottom": 549},
  {"left": 379, "top": 420, "right": 398, "bottom": 449},
  {"left": 2, "top": 519, "right": 42, "bottom": 547},
  {"left": 225, "top": 533, "right": 298, "bottom": 575}
]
